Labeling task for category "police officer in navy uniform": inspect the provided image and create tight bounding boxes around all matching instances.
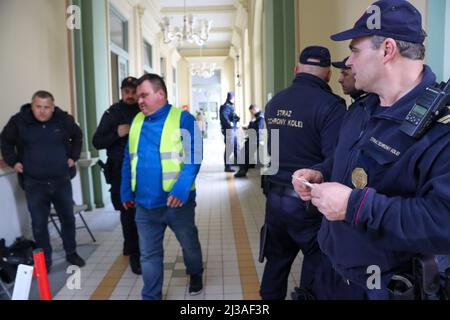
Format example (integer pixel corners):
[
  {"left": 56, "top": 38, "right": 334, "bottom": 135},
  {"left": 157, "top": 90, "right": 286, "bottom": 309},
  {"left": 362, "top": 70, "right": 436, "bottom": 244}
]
[
  {"left": 260, "top": 46, "right": 346, "bottom": 300},
  {"left": 219, "top": 92, "right": 240, "bottom": 172},
  {"left": 93, "top": 77, "right": 141, "bottom": 274},
  {"left": 331, "top": 57, "right": 366, "bottom": 103},
  {"left": 234, "top": 104, "right": 264, "bottom": 178},
  {"left": 293, "top": 0, "right": 450, "bottom": 299}
]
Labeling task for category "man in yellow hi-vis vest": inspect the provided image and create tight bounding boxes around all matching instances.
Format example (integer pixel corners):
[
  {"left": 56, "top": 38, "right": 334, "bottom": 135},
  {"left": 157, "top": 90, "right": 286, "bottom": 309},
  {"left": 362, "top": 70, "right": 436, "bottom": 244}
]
[{"left": 121, "top": 74, "right": 203, "bottom": 300}]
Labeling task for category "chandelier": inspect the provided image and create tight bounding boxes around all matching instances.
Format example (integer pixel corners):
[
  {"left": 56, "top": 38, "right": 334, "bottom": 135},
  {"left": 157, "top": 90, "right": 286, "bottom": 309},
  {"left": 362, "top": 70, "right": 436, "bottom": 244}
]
[
  {"left": 160, "top": 0, "right": 212, "bottom": 47},
  {"left": 189, "top": 62, "right": 217, "bottom": 79}
]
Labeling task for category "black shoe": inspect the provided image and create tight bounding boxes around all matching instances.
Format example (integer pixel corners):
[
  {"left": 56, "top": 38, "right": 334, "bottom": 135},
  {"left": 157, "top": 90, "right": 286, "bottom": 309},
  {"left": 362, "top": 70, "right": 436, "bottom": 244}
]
[
  {"left": 130, "top": 255, "right": 142, "bottom": 275},
  {"left": 234, "top": 169, "right": 247, "bottom": 178},
  {"left": 224, "top": 166, "right": 235, "bottom": 173},
  {"left": 189, "top": 274, "right": 203, "bottom": 296},
  {"left": 66, "top": 253, "right": 86, "bottom": 267}
]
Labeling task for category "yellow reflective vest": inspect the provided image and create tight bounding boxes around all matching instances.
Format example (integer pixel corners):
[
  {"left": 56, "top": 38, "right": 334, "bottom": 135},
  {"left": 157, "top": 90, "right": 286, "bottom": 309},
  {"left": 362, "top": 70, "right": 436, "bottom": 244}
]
[{"left": 128, "top": 105, "right": 195, "bottom": 193}]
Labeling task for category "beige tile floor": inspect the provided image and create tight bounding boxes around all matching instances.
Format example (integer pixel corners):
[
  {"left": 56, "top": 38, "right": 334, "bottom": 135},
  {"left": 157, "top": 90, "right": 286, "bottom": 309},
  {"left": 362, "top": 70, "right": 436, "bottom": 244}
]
[{"left": 52, "top": 134, "right": 303, "bottom": 300}]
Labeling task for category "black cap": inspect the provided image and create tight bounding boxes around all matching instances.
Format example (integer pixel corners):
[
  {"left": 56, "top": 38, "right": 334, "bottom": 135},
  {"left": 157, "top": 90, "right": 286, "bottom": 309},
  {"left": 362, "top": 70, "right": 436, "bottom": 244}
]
[
  {"left": 299, "top": 46, "right": 331, "bottom": 67},
  {"left": 331, "top": 57, "right": 350, "bottom": 70},
  {"left": 331, "top": 0, "right": 426, "bottom": 44},
  {"left": 121, "top": 77, "right": 138, "bottom": 89}
]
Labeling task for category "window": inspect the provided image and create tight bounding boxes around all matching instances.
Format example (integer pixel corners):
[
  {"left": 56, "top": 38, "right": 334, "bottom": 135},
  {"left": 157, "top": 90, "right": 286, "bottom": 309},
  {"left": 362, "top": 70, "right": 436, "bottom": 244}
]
[
  {"left": 109, "top": 7, "right": 128, "bottom": 52},
  {"left": 143, "top": 41, "right": 153, "bottom": 73},
  {"left": 109, "top": 5, "right": 129, "bottom": 103}
]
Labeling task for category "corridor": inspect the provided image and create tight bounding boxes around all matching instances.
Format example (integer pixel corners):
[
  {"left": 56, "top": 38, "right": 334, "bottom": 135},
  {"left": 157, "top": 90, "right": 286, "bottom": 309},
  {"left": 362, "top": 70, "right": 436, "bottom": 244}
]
[{"left": 46, "top": 135, "right": 302, "bottom": 300}]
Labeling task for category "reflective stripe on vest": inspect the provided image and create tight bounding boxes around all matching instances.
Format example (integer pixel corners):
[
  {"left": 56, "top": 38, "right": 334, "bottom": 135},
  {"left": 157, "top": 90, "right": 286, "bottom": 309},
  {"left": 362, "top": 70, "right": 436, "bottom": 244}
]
[{"left": 128, "top": 106, "right": 195, "bottom": 193}]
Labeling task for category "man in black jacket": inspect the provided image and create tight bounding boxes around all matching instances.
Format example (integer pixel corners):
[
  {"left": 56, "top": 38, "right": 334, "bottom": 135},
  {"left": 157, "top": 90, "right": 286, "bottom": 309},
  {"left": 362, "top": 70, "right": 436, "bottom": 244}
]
[
  {"left": 92, "top": 77, "right": 141, "bottom": 274},
  {"left": 1, "top": 90, "right": 85, "bottom": 270}
]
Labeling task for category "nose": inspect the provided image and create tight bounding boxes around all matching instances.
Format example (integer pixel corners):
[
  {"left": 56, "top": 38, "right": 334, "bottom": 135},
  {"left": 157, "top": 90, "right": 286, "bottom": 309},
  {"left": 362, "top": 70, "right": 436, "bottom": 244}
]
[{"left": 346, "top": 55, "right": 354, "bottom": 68}]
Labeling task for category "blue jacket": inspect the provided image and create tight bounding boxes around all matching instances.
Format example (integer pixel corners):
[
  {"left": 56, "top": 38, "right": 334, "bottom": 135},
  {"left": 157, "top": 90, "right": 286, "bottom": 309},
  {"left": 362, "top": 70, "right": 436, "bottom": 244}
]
[
  {"left": 120, "top": 103, "right": 202, "bottom": 209},
  {"left": 317, "top": 66, "right": 450, "bottom": 289},
  {"left": 265, "top": 73, "right": 346, "bottom": 187}
]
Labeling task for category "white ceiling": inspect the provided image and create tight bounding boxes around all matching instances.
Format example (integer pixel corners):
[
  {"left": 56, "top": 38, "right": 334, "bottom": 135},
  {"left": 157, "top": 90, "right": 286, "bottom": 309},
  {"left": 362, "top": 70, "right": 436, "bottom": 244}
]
[{"left": 159, "top": 0, "right": 237, "bottom": 52}]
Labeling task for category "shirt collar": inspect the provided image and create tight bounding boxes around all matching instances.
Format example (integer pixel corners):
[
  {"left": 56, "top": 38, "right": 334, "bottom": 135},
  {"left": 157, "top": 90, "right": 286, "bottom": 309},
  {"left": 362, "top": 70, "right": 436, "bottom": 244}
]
[
  {"left": 293, "top": 73, "right": 332, "bottom": 93},
  {"left": 372, "top": 65, "right": 436, "bottom": 123}
]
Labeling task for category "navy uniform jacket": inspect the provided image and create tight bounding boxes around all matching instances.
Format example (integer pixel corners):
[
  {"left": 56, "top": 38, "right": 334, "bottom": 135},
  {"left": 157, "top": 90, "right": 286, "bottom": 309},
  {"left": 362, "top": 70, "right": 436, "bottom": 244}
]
[
  {"left": 92, "top": 101, "right": 140, "bottom": 161},
  {"left": 317, "top": 65, "right": 450, "bottom": 289},
  {"left": 265, "top": 73, "right": 346, "bottom": 187},
  {"left": 219, "top": 101, "right": 240, "bottom": 132},
  {"left": 248, "top": 111, "right": 264, "bottom": 142}
]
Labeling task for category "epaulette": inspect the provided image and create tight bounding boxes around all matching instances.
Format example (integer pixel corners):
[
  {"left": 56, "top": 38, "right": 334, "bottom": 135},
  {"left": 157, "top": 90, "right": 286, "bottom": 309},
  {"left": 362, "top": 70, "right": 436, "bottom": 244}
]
[{"left": 437, "top": 107, "right": 450, "bottom": 124}]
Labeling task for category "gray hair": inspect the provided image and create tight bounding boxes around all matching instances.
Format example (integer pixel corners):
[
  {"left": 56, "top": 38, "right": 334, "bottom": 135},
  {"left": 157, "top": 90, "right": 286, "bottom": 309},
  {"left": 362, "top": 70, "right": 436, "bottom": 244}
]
[{"left": 370, "top": 35, "right": 426, "bottom": 60}]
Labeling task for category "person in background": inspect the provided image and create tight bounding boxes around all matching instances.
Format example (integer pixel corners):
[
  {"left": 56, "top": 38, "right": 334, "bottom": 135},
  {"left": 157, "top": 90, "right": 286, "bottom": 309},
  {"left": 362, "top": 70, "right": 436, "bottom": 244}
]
[{"left": 92, "top": 76, "right": 141, "bottom": 275}]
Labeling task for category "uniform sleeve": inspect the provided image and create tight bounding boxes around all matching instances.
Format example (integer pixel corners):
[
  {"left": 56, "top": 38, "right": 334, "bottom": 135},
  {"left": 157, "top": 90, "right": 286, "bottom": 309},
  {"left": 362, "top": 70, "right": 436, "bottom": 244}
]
[
  {"left": 311, "top": 99, "right": 346, "bottom": 181},
  {"left": 169, "top": 112, "right": 202, "bottom": 204},
  {"left": 345, "top": 147, "right": 450, "bottom": 254},
  {"left": 92, "top": 110, "right": 120, "bottom": 150},
  {"left": 120, "top": 142, "right": 134, "bottom": 203},
  {"left": 67, "top": 115, "right": 82, "bottom": 161},
  {"left": 0, "top": 118, "right": 20, "bottom": 167},
  {"left": 220, "top": 105, "right": 233, "bottom": 129}
]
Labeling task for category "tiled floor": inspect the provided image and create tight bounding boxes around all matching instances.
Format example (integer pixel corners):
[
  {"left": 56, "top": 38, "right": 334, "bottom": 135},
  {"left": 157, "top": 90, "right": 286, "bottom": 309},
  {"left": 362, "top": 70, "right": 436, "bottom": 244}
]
[{"left": 49, "top": 133, "right": 303, "bottom": 301}]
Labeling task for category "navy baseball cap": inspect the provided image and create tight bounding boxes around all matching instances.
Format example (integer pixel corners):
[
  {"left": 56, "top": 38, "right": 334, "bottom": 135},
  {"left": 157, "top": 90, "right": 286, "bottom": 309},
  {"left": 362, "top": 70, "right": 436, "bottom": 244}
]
[
  {"left": 121, "top": 76, "right": 138, "bottom": 89},
  {"left": 330, "top": 0, "right": 426, "bottom": 44},
  {"left": 227, "top": 92, "right": 235, "bottom": 100},
  {"left": 299, "top": 46, "right": 331, "bottom": 67},
  {"left": 332, "top": 57, "right": 350, "bottom": 69}
]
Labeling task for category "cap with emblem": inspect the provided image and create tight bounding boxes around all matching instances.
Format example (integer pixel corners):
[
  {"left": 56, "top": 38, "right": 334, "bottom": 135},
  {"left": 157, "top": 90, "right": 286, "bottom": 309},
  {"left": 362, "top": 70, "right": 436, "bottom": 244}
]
[
  {"left": 330, "top": 0, "right": 426, "bottom": 44},
  {"left": 121, "top": 77, "right": 138, "bottom": 89},
  {"left": 299, "top": 46, "right": 331, "bottom": 67}
]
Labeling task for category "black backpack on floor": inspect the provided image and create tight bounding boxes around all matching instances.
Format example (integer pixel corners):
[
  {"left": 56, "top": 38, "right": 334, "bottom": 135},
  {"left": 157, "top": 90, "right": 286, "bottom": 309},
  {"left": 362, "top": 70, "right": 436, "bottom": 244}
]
[{"left": 0, "top": 237, "right": 37, "bottom": 284}]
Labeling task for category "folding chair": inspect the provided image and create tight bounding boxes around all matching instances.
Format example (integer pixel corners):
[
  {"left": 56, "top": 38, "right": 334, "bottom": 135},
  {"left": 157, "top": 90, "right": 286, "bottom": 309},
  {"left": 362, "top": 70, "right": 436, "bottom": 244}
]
[
  {"left": 0, "top": 275, "right": 13, "bottom": 300},
  {"left": 49, "top": 204, "right": 96, "bottom": 242}
]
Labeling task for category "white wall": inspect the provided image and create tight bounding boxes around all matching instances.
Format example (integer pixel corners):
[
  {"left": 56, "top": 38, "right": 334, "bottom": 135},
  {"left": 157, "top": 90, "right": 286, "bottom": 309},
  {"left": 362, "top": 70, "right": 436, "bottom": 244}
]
[
  {"left": 0, "top": 0, "right": 72, "bottom": 130},
  {"left": 298, "top": 0, "right": 428, "bottom": 102}
]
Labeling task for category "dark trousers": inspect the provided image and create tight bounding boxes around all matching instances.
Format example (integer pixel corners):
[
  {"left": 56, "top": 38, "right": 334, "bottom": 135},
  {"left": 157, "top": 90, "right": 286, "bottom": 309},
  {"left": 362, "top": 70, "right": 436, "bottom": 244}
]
[
  {"left": 109, "top": 158, "right": 140, "bottom": 258},
  {"left": 260, "top": 190, "right": 322, "bottom": 300},
  {"left": 24, "top": 177, "right": 76, "bottom": 264},
  {"left": 112, "top": 192, "right": 139, "bottom": 257},
  {"left": 239, "top": 138, "right": 260, "bottom": 171},
  {"left": 222, "top": 130, "right": 239, "bottom": 167}
]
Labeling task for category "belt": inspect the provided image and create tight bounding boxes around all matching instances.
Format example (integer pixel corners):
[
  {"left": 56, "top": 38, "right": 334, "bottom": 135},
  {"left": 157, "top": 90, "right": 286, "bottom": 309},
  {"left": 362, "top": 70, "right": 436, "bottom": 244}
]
[{"left": 268, "top": 184, "right": 300, "bottom": 199}]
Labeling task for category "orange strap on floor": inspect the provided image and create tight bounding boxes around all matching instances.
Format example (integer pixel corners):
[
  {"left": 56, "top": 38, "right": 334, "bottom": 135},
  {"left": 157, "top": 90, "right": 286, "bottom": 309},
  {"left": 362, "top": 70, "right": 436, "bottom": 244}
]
[{"left": 32, "top": 249, "right": 52, "bottom": 300}]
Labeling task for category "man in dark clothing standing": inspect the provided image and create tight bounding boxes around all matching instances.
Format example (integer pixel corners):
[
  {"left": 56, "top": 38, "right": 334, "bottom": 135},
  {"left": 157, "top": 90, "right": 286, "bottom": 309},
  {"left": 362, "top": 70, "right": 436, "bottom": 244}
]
[
  {"left": 92, "top": 77, "right": 141, "bottom": 274},
  {"left": 1, "top": 90, "right": 85, "bottom": 271},
  {"left": 219, "top": 92, "right": 240, "bottom": 172},
  {"left": 260, "top": 46, "right": 346, "bottom": 300},
  {"left": 234, "top": 104, "right": 264, "bottom": 178}
]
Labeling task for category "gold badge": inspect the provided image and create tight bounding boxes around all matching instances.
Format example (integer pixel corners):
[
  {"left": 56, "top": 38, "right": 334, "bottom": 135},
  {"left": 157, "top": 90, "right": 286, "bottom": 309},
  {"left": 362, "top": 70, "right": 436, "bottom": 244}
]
[{"left": 352, "top": 168, "right": 368, "bottom": 189}]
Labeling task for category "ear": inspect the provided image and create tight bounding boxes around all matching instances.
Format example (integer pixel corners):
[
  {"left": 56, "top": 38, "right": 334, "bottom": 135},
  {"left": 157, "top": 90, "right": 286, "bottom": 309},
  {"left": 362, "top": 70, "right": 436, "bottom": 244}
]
[
  {"left": 294, "top": 64, "right": 300, "bottom": 75},
  {"left": 325, "top": 69, "right": 332, "bottom": 83},
  {"left": 382, "top": 38, "right": 397, "bottom": 63}
]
